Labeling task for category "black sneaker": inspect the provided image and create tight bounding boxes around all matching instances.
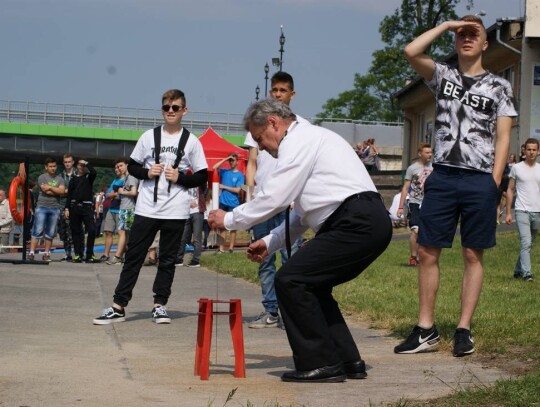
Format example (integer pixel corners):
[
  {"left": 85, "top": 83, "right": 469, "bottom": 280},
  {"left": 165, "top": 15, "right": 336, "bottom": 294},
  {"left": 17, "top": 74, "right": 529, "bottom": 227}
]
[
  {"left": 61, "top": 255, "right": 73, "bottom": 262},
  {"left": 185, "top": 260, "right": 200, "bottom": 268},
  {"left": 453, "top": 328, "right": 475, "bottom": 357},
  {"left": 524, "top": 275, "right": 533, "bottom": 282},
  {"left": 93, "top": 307, "right": 126, "bottom": 325},
  {"left": 394, "top": 325, "right": 440, "bottom": 354},
  {"left": 99, "top": 255, "right": 109, "bottom": 262},
  {"left": 175, "top": 258, "right": 184, "bottom": 267},
  {"left": 72, "top": 255, "right": 83, "bottom": 263},
  {"left": 152, "top": 306, "right": 171, "bottom": 324}
]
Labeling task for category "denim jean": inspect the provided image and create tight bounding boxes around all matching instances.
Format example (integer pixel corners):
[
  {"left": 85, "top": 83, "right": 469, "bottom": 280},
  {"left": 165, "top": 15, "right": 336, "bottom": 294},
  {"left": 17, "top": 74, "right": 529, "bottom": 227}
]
[
  {"left": 514, "top": 210, "right": 540, "bottom": 278},
  {"left": 178, "top": 212, "right": 204, "bottom": 263},
  {"left": 32, "top": 207, "right": 61, "bottom": 240},
  {"left": 252, "top": 210, "right": 289, "bottom": 314}
]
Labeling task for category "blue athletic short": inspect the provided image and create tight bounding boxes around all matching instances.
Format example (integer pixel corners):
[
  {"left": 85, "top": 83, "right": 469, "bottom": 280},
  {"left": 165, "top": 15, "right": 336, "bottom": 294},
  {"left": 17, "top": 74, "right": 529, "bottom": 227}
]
[
  {"left": 417, "top": 164, "right": 498, "bottom": 249},
  {"left": 408, "top": 203, "right": 421, "bottom": 230}
]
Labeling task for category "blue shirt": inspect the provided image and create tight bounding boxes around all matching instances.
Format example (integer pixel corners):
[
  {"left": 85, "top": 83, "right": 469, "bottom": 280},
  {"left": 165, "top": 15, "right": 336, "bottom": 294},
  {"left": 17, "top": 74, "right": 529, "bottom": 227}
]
[
  {"left": 219, "top": 169, "right": 245, "bottom": 208},
  {"left": 106, "top": 178, "right": 125, "bottom": 214}
]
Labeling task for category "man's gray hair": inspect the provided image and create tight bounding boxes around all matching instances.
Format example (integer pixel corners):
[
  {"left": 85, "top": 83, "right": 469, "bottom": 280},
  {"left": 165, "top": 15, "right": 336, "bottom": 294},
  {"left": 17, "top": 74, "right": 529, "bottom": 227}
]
[{"left": 243, "top": 98, "right": 296, "bottom": 130}]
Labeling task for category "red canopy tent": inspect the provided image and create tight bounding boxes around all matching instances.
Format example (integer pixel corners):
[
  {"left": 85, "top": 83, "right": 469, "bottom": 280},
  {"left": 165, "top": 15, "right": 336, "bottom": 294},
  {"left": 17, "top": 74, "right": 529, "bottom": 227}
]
[{"left": 199, "top": 127, "right": 248, "bottom": 175}]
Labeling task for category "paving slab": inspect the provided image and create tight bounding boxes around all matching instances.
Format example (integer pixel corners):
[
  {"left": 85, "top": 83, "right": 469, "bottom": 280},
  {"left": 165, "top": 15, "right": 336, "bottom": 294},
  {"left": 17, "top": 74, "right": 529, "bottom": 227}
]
[{"left": 0, "top": 253, "right": 508, "bottom": 407}]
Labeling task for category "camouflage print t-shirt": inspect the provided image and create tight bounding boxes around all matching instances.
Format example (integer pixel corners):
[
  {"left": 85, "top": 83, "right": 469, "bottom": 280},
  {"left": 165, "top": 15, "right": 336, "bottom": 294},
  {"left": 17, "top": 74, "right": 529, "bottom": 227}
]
[{"left": 425, "top": 62, "right": 518, "bottom": 173}]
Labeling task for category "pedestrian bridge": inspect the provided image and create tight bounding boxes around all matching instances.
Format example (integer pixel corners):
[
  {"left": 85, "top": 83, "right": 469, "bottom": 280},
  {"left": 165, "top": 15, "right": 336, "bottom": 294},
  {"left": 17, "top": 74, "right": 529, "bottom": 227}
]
[{"left": 0, "top": 100, "right": 247, "bottom": 165}]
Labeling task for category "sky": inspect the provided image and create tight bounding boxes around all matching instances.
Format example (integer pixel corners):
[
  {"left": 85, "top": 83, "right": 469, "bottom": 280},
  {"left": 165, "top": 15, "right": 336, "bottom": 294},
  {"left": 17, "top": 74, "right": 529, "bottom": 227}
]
[{"left": 0, "top": 0, "right": 525, "bottom": 121}]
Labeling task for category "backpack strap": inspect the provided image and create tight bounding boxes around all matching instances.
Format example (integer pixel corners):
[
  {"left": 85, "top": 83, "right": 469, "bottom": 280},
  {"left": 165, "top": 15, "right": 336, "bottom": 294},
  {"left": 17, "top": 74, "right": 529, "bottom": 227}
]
[
  {"left": 168, "top": 127, "right": 191, "bottom": 193},
  {"left": 153, "top": 126, "right": 161, "bottom": 202}
]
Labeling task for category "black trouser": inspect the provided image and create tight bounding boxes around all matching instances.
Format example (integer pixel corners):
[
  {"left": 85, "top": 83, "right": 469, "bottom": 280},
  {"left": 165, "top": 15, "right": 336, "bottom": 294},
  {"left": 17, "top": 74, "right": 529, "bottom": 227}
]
[
  {"left": 275, "top": 192, "right": 392, "bottom": 371},
  {"left": 70, "top": 204, "right": 96, "bottom": 258},
  {"left": 113, "top": 215, "right": 185, "bottom": 307}
]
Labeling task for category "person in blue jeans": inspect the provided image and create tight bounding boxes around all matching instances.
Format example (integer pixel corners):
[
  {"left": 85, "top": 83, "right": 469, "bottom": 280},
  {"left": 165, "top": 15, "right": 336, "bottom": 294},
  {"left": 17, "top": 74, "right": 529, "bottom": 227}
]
[
  {"left": 28, "top": 158, "right": 66, "bottom": 262},
  {"left": 244, "top": 71, "right": 309, "bottom": 328},
  {"left": 505, "top": 138, "right": 540, "bottom": 282},
  {"left": 213, "top": 153, "right": 245, "bottom": 253}
]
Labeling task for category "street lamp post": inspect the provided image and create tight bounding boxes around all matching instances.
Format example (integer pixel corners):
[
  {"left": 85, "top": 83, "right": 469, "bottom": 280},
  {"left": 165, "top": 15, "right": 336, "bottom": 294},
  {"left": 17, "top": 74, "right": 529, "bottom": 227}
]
[
  {"left": 278, "top": 25, "right": 285, "bottom": 71},
  {"left": 255, "top": 85, "right": 260, "bottom": 101},
  {"left": 264, "top": 63, "right": 270, "bottom": 96}
]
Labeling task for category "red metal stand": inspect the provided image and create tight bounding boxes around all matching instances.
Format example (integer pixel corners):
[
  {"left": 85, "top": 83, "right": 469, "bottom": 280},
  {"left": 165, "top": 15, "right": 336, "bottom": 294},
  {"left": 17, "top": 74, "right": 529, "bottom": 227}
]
[{"left": 194, "top": 298, "right": 246, "bottom": 380}]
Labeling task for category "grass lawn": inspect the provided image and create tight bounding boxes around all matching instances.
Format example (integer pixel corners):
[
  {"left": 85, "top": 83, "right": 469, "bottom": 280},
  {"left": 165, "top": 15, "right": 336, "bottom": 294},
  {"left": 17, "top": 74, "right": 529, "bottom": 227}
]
[{"left": 202, "top": 230, "right": 540, "bottom": 406}]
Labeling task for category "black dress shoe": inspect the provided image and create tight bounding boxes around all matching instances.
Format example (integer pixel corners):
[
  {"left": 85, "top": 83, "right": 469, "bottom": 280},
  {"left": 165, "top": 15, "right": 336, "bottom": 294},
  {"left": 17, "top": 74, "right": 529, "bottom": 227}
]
[
  {"left": 344, "top": 359, "right": 367, "bottom": 379},
  {"left": 281, "top": 362, "right": 346, "bottom": 383}
]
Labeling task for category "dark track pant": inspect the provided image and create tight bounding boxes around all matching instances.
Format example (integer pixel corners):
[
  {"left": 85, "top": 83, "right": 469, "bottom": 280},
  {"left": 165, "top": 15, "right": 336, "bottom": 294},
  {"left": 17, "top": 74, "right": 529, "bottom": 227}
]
[
  {"left": 275, "top": 192, "right": 392, "bottom": 371},
  {"left": 69, "top": 205, "right": 95, "bottom": 258},
  {"left": 114, "top": 215, "right": 185, "bottom": 307}
]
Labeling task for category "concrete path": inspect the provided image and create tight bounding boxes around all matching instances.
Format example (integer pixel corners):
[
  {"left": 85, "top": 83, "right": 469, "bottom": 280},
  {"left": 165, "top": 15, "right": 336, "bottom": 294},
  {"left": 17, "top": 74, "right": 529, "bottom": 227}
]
[{"left": 0, "top": 253, "right": 508, "bottom": 407}]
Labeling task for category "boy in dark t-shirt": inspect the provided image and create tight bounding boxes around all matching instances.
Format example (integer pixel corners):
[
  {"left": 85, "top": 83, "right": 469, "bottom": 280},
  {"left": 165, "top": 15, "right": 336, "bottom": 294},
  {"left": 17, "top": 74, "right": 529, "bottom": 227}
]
[{"left": 394, "top": 15, "right": 518, "bottom": 358}]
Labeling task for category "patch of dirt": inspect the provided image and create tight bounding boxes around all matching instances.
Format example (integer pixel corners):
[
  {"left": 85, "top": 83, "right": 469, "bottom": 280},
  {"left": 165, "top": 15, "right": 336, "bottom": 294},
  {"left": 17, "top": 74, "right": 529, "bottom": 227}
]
[{"left": 476, "top": 347, "right": 539, "bottom": 376}]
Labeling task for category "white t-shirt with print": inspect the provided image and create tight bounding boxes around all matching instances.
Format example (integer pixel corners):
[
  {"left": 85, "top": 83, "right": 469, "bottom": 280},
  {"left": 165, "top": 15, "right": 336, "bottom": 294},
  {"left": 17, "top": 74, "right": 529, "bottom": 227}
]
[{"left": 130, "top": 126, "right": 207, "bottom": 219}]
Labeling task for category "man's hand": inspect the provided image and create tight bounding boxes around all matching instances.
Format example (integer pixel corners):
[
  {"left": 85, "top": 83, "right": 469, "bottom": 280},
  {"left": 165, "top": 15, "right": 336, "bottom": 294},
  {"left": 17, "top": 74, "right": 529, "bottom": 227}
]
[
  {"left": 165, "top": 166, "right": 179, "bottom": 183},
  {"left": 64, "top": 208, "right": 70, "bottom": 220},
  {"left": 148, "top": 163, "right": 165, "bottom": 179},
  {"left": 208, "top": 209, "right": 227, "bottom": 229},
  {"left": 445, "top": 20, "right": 482, "bottom": 34},
  {"left": 247, "top": 240, "right": 268, "bottom": 263},
  {"left": 505, "top": 213, "right": 513, "bottom": 225}
]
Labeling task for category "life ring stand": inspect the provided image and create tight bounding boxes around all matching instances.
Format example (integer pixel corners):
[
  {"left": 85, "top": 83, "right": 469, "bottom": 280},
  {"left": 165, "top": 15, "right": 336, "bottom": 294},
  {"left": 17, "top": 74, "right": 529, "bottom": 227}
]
[{"left": 9, "top": 163, "right": 30, "bottom": 224}]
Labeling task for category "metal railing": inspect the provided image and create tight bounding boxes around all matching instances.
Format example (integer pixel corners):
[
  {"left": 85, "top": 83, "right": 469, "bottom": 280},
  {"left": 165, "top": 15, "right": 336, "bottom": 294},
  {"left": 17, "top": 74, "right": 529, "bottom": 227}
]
[
  {"left": 0, "top": 100, "right": 246, "bottom": 135},
  {"left": 0, "top": 100, "right": 404, "bottom": 134}
]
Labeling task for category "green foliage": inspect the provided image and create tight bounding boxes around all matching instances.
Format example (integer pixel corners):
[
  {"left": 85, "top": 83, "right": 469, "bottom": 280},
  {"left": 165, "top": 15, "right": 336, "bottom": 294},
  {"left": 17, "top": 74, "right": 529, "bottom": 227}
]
[{"left": 318, "top": 0, "right": 474, "bottom": 122}]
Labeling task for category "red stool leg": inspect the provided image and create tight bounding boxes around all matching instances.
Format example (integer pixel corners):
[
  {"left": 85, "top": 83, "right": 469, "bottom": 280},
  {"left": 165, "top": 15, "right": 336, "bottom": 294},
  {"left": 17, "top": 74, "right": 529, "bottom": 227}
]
[
  {"left": 229, "top": 299, "right": 246, "bottom": 378},
  {"left": 194, "top": 299, "right": 214, "bottom": 380},
  {"left": 194, "top": 298, "right": 207, "bottom": 376}
]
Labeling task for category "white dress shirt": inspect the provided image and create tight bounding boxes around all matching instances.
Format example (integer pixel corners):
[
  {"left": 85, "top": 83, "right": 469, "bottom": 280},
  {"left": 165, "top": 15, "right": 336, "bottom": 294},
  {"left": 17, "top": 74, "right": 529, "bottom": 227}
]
[{"left": 225, "top": 120, "right": 376, "bottom": 254}]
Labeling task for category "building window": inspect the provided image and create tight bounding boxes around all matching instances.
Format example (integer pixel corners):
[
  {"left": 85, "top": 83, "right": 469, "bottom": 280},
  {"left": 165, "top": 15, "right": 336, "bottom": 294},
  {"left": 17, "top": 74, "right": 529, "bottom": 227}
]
[
  {"left": 499, "top": 66, "right": 515, "bottom": 86},
  {"left": 425, "top": 121, "right": 433, "bottom": 145}
]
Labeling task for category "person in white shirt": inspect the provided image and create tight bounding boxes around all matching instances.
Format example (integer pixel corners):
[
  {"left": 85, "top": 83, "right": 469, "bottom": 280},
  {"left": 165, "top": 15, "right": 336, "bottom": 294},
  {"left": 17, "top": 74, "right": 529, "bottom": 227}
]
[
  {"left": 0, "top": 189, "right": 13, "bottom": 253},
  {"left": 505, "top": 138, "right": 540, "bottom": 282},
  {"left": 244, "top": 71, "right": 310, "bottom": 329},
  {"left": 209, "top": 99, "right": 392, "bottom": 383},
  {"left": 396, "top": 144, "right": 433, "bottom": 266},
  {"left": 93, "top": 89, "right": 208, "bottom": 325}
]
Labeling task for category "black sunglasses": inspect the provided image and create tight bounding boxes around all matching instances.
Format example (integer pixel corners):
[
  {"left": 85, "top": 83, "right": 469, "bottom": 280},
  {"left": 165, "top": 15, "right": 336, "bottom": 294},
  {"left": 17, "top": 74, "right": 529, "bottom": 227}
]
[{"left": 162, "top": 104, "right": 183, "bottom": 112}]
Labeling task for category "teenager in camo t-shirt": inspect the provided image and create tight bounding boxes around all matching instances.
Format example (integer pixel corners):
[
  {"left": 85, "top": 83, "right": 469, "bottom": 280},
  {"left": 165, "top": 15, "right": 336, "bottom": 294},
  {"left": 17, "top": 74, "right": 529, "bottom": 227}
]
[{"left": 394, "top": 15, "right": 518, "bottom": 358}]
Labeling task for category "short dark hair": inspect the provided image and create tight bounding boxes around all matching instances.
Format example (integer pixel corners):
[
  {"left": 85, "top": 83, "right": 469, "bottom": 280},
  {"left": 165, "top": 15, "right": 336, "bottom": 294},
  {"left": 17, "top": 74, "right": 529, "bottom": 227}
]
[
  {"left": 461, "top": 14, "right": 485, "bottom": 29},
  {"left": 162, "top": 89, "right": 186, "bottom": 107},
  {"left": 271, "top": 71, "right": 294, "bottom": 90},
  {"left": 524, "top": 138, "right": 540, "bottom": 149},
  {"left": 44, "top": 157, "right": 56, "bottom": 166},
  {"left": 115, "top": 158, "right": 129, "bottom": 165}
]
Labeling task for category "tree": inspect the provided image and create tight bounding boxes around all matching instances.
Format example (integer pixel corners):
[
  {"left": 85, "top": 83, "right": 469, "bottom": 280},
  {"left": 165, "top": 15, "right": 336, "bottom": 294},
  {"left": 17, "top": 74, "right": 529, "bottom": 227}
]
[{"left": 318, "top": 0, "right": 474, "bottom": 122}]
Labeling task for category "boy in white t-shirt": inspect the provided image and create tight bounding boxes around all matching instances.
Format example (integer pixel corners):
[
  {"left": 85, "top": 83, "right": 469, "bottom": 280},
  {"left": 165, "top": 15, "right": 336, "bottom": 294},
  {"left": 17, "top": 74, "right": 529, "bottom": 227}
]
[
  {"left": 93, "top": 89, "right": 208, "bottom": 325},
  {"left": 505, "top": 138, "right": 540, "bottom": 282}
]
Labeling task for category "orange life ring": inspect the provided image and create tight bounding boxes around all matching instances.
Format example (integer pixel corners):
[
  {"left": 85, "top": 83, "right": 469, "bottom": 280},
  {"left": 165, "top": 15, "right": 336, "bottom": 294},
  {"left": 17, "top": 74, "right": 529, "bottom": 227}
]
[{"left": 9, "top": 176, "right": 30, "bottom": 224}]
